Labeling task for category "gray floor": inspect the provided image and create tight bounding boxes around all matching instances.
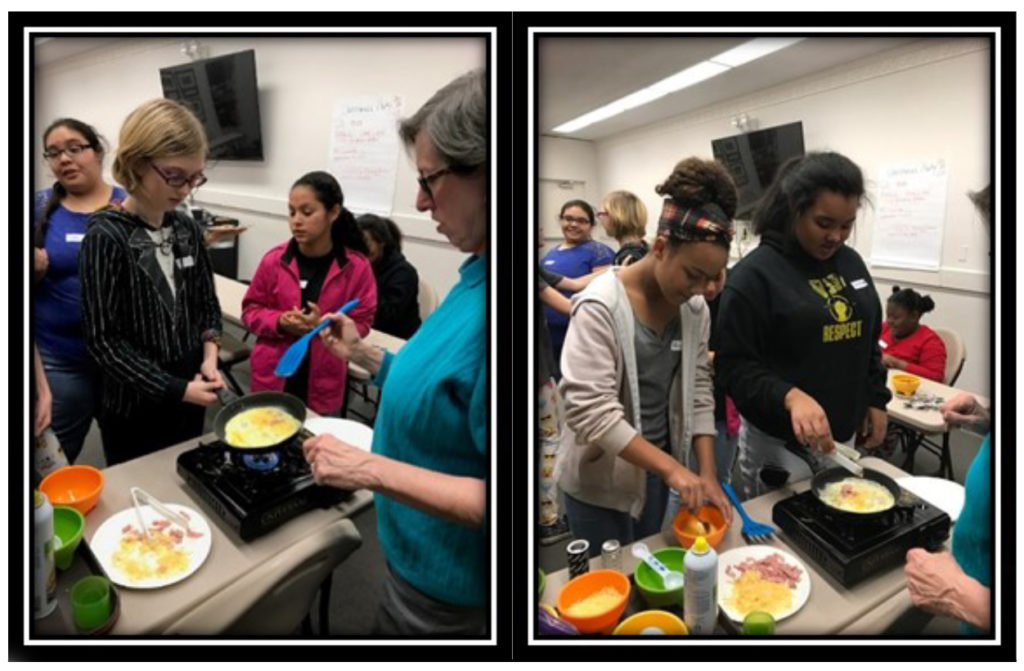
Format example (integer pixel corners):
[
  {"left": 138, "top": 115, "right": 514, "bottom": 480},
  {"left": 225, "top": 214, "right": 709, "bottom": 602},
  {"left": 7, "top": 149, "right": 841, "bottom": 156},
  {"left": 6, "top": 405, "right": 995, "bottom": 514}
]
[
  {"left": 74, "top": 322, "right": 386, "bottom": 635},
  {"left": 537, "top": 428, "right": 984, "bottom": 636}
]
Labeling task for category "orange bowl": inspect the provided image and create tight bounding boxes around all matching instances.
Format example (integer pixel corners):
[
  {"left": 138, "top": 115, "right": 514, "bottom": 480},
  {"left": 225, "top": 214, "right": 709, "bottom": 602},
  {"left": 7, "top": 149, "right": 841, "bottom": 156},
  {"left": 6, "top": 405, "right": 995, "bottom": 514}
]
[
  {"left": 613, "top": 609, "right": 689, "bottom": 636},
  {"left": 556, "top": 569, "right": 630, "bottom": 634},
  {"left": 892, "top": 373, "right": 921, "bottom": 396},
  {"left": 672, "top": 504, "right": 730, "bottom": 550},
  {"left": 40, "top": 465, "right": 104, "bottom": 515}
]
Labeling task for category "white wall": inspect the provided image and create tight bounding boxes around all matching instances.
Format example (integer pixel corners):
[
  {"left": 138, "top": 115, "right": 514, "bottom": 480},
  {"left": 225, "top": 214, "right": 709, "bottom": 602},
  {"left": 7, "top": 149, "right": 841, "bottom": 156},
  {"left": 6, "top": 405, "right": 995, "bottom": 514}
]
[
  {"left": 33, "top": 36, "right": 485, "bottom": 302},
  {"left": 546, "top": 37, "right": 992, "bottom": 397},
  {"left": 536, "top": 136, "right": 604, "bottom": 256}
]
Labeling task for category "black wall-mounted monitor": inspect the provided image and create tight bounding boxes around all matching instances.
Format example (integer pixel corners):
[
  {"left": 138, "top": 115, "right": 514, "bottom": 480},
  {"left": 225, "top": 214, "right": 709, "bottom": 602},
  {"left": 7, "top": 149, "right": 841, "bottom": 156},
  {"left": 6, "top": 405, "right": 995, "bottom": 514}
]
[
  {"left": 711, "top": 121, "right": 805, "bottom": 219},
  {"left": 160, "top": 49, "right": 264, "bottom": 161}
]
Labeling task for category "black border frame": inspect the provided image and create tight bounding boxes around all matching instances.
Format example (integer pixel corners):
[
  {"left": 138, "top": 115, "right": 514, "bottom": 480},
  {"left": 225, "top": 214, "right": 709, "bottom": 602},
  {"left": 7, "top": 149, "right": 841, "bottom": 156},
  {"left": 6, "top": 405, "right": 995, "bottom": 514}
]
[
  {"left": 518, "top": 10, "right": 1015, "bottom": 662},
  {"left": 11, "top": 10, "right": 512, "bottom": 662}
]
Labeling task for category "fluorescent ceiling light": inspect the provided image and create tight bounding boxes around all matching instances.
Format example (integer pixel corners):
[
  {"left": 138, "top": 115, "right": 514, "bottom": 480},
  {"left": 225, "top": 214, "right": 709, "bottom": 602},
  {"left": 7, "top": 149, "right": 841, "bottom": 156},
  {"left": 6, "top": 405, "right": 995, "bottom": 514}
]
[
  {"left": 552, "top": 37, "right": 804, "bottom": 134},
  {"left": 553, "top": 61, "right": 728, "bottom": 133},
  {"left": 708, "top": 37, "right": 805, "bottom": 68}
]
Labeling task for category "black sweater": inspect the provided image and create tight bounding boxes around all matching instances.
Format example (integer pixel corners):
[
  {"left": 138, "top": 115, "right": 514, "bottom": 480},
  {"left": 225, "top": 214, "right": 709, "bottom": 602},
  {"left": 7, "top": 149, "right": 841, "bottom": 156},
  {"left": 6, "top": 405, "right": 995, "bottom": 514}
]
[
  {"left": 371, "top": 251, "right": 421, "bottom": 339},
  {"left": 713, "top": 230, "right": 891, "bottom": 444},
  {"left": 79, "top": 206, "right": 222, "bottom": 416}
]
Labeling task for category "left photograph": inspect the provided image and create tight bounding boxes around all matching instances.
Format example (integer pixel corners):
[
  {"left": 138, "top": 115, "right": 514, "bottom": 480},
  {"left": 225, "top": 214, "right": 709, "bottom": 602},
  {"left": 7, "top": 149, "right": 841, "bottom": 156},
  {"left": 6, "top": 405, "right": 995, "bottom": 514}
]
[{"left": 25, "top": 28, "right": 494, "bottom": 642}]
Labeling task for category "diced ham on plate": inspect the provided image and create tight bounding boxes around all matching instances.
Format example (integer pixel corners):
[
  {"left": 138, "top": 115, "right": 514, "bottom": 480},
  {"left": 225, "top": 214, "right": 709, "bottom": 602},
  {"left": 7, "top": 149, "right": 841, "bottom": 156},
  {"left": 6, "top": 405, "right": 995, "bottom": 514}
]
[{"left": 725, "top": 553, "right": 803, "bottom": 589}]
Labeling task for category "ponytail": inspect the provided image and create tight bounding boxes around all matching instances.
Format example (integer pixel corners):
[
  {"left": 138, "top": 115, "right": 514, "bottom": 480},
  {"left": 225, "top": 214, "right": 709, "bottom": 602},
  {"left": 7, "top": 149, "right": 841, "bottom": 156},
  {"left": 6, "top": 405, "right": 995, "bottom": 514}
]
[
  {"left": 291, "top": 170, "right": 370, "bottom": 257},
  {"left": 34, "top": 182, "right": 68, "bottom": 248},
  {"left": 331, "top": 207, "right": 370, "bottom": 256}
]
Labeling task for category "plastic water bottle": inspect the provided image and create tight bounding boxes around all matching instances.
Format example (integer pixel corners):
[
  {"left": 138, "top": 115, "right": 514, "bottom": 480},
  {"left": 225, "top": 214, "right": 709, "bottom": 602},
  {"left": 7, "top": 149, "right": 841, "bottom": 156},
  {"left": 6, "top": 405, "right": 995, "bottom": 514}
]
[
  {"left": 34, "top": 428, "right": 68, "bottom": 477},
  {"left": 33, "top": 490, "right": 57, "bottom": 619},
  {"left": 683, "top": 535, "right": 718, "bottom": 635}
]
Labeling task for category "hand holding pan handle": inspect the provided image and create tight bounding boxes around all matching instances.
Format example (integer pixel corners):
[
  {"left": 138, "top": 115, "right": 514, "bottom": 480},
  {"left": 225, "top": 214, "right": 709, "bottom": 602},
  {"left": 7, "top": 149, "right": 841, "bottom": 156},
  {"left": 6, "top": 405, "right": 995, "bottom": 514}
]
[{"left": 215, "top": 386, "right": 240, "bottom": 406}]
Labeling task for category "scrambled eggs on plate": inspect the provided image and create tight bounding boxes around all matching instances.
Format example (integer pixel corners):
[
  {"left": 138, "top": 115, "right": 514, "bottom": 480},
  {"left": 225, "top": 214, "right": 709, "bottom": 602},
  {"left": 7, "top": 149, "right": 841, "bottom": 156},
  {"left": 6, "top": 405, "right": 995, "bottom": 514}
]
[{"left": 112, "top": 526, "right": 191, "bottom": 583}]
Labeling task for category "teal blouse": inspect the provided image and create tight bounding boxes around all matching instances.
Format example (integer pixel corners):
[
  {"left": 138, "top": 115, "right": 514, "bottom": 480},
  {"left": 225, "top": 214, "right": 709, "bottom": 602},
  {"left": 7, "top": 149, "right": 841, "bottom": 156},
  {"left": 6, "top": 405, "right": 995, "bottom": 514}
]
[
  {"left": 371, "top": 254, "right": 487, "bottom": 608},
  {"left": 951, "top": 434, "right": 991, "bottom": 635}
]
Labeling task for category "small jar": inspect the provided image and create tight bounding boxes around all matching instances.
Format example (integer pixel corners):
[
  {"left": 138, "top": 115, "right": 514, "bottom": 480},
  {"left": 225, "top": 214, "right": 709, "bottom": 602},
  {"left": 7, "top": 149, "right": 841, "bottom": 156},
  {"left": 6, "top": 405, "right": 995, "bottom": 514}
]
[{"left": 600, "top": 539, "right": 622, "bottom": 572}]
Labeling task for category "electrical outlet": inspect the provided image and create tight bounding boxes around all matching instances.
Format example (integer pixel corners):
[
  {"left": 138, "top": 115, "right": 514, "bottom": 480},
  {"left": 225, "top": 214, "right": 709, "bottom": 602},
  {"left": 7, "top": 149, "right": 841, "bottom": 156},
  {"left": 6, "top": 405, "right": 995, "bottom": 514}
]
[{"left": 958, "top": 245, "right": 968, "bottom": 262}]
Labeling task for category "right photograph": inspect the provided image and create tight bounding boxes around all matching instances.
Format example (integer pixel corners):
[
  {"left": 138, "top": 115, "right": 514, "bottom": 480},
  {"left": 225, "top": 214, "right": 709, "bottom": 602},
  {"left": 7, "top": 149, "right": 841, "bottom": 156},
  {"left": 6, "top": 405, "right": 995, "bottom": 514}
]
[{"left": 532, "top": 31, "right": 997, "bottom": 640}]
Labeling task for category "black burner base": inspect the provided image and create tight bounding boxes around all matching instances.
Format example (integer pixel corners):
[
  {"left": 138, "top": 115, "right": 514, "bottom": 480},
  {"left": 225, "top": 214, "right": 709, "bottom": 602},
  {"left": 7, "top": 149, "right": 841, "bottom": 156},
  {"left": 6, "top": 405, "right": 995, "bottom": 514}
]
[
  {"left": 772, "top": 488, "right": 950, "bottom": 588},
  {"left": 177, "top": 438, "right": 350, "bottom": 541}
]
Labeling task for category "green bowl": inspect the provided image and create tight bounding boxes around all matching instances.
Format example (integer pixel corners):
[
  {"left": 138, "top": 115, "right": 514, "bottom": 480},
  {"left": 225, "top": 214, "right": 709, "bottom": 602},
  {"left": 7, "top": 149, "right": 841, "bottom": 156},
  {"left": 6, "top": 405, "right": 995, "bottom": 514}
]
[
  {"left": 53, "top": 506, "right": 85, "bottom": 570},
  {"left": 633, "top": 546, "right": 686, "bottom": 609},
  {"left": 538, "top": 568, "right": 546, "bottom": 598}
]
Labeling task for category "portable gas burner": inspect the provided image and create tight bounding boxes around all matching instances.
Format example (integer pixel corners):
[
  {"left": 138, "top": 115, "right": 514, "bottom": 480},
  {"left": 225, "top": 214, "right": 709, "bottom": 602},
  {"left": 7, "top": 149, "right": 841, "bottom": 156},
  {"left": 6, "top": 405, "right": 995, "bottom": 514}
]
[
  {"left": 176, "top": 437, "right": 351, "bottom": 541},
  {"left": 772, "top": 487, "right": 951, "bottom": 588}
]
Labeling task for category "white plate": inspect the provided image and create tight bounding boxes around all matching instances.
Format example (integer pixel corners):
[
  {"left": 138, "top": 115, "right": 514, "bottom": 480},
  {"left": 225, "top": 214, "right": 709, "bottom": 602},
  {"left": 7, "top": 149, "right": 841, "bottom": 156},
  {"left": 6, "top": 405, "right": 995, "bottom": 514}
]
[
  {"left": 717, "top": 545, "right": 811, "bottom": 622},
  {"left": 303, "top": 417, "right": 374, "bottom": 452},
  {"left": 90, "top": 504, "right": 212, "bottom": 589},
  {"left": 896, "top": 476, "right": 965, "bottom": 523}
]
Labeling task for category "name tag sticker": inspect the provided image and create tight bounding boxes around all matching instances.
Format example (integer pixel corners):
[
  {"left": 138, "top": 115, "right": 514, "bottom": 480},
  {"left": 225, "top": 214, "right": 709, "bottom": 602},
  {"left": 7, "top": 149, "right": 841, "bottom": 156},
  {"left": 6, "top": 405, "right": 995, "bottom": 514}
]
[
  {"left": 879, "top": 340, "right": 888, "bottom": 349},
  {"left": 65, "top": 233, "right": 85, "bottom": 243},
  {"left": 543, "top": 259, "right": 555, "bottom": 266},
  {"left": 671, "top": 340, "right": 682, "bottom": 351},
  {"left": 176, "top": 256, "right": 195, "bottom": 269},
  {"left": 300, "top": 280, "right": 309, "bottom": 289},
  {"left": 851, "top": 278, "right": 868, "bottom": 290}
]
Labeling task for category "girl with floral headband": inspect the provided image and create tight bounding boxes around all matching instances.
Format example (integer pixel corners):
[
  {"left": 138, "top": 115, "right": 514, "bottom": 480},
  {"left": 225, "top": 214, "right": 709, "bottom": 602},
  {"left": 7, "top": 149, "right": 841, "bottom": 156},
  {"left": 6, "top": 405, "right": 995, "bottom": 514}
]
[{"left": 555, "top": 157, "right": 735, "bottom": 555}]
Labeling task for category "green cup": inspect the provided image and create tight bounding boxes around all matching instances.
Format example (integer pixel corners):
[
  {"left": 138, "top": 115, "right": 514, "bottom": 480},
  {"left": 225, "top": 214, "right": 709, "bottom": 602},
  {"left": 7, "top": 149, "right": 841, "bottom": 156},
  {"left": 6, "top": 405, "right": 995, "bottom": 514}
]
[
  {"left": 71, "top": 576, "right": 111, "bottom": 631},
  {"left": 742, "top": 610, "right": 776, "bottom": 635}
]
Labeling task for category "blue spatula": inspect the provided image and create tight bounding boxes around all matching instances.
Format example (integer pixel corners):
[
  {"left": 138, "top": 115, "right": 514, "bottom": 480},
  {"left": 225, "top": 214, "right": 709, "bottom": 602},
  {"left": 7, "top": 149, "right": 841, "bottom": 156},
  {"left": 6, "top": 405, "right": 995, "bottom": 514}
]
[{"left": 274, "top": 298, "right": 360, "bottom": 378}]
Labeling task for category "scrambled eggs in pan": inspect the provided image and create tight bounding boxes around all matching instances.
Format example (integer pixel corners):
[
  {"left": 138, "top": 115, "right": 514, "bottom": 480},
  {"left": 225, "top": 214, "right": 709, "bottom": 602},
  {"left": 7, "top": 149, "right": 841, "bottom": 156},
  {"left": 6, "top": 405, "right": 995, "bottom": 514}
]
[
  {"left": 225, "top": 406, "right": 301, "bottom": 448},
  {"left": 818, "top": 477, "right": 895, "bottom": 513}
]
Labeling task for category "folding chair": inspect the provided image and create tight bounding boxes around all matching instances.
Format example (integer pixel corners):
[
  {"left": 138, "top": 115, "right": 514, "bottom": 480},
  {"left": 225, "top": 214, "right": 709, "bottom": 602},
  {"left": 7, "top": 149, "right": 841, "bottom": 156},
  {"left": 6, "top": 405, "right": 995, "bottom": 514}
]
[{"left": 896, "top": 327, "right": 966, "bottom": 479}]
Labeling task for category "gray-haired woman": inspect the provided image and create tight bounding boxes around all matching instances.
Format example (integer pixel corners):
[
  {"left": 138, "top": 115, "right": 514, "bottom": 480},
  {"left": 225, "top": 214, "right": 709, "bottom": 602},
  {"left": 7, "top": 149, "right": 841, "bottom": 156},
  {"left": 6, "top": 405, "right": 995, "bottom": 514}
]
[{"left": 302, "top": 68, "right": 488, "bottom": 636}]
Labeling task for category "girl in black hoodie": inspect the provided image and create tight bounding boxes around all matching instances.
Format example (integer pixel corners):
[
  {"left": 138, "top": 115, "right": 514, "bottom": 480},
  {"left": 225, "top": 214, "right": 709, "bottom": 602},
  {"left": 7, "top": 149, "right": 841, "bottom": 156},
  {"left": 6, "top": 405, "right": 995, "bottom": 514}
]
[
  {"left": 713, "top": 152, "right": 891, "bottom": 498},
  {"left": 357, "top": 214, "right": 422, "bottom": 339}
]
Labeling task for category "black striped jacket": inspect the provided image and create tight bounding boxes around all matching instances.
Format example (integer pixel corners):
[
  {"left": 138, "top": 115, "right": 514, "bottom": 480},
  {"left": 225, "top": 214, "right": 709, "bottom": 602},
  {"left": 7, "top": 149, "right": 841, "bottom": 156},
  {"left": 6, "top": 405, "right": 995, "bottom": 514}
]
[{"left": 79, "top": 205, "right": 222, "bottom": 416}]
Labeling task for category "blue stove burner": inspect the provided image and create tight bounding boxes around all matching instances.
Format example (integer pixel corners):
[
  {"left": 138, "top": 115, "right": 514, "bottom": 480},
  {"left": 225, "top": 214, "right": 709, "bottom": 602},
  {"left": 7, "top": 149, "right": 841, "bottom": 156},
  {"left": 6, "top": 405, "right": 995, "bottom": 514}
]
[{"left": 242, "top": 452, "right": 281, "bottom": 471}]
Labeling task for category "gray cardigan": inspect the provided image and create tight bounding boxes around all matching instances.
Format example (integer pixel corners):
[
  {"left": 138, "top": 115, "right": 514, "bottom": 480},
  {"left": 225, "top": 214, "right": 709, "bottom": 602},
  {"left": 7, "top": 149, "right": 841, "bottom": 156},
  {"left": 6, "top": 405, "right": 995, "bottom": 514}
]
[{"left": 555, "top": 267, "right": 716, "bottom": 517}]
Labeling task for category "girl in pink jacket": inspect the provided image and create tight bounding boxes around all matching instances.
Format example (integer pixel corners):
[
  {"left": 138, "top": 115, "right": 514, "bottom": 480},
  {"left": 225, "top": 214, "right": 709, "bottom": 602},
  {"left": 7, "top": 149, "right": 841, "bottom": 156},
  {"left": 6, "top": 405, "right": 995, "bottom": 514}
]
[{"left": 242, "top": 171, "right": 377, "bottom": 415}]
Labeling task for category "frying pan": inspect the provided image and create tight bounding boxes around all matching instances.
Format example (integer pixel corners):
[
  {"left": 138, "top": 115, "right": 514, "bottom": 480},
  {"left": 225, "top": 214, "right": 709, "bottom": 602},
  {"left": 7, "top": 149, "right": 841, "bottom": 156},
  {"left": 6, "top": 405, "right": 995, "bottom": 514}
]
[
  {"left": 782, "top": 441, "right": 904, "bottom": 521},
  {"left": 212, "top": 388, "right": 314, "bottom": 455},
  {"left": 809, "top": 467, "right": 904, "bottom": 521}
]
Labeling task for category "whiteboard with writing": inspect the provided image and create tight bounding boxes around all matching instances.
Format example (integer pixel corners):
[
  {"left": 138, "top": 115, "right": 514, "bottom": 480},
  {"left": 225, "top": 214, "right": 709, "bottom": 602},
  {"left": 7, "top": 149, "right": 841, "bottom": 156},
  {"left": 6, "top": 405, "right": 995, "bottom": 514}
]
[
  {"left": 869, "top": 159, "right": 948, "bottom": 271},
  {"left": 328, "top": 95, "right": 404, "bottom": 215}
]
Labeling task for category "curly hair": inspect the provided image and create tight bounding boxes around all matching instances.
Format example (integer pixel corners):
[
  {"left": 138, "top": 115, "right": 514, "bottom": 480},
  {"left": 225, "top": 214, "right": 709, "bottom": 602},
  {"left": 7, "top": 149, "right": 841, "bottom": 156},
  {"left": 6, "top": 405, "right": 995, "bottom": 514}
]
[
  {"left": 655, "top": 157, "right": 738, "bottom": 220},
  {"left": 888, "top": 285, "right": 936, "bottom": 316}
]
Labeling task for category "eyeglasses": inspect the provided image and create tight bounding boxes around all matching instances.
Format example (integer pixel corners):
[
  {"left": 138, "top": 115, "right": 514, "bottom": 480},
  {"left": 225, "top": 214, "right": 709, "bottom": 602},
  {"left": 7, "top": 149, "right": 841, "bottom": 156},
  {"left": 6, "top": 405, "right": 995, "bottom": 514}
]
[
  {"left": 150, "top": 161, "right": 208, "bottom": 190},
  {"left": 560, "top": 215, "right": 591, "bottom": 226},
  {"left": 416, "top": 166, "right": 458, "bottom": 201},
  {"left": 596, "top": 210, "right": 608, "bottom": 219},
  {"left": 42, "top": 143, "right": 94, "bottom": 161}
]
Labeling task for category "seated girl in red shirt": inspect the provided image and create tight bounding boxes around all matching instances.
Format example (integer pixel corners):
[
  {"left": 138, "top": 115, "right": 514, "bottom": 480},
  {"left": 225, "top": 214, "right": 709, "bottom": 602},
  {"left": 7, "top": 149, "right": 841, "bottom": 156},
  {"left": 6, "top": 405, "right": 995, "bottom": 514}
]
[{"left": 879, "top": 286, "right": 947, "bottom": 383}]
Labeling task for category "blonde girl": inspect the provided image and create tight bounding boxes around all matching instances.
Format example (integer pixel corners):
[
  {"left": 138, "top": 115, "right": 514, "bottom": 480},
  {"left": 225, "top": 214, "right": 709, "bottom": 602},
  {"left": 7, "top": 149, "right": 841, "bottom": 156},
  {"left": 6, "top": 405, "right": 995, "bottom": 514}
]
[{"left": 79, "top": 98, "right": 223, "bottom": 466}]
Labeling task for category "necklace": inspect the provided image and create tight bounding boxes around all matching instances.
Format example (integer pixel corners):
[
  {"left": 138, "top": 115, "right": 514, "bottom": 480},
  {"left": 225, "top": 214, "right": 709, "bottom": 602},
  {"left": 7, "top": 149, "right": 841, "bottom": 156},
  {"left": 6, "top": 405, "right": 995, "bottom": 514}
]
[
  {"left": 148, "top": 225, "right": 174, "bottom": 256},
  {"left": 158, "top": 227, "right": 174, "bottom": 255}
]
